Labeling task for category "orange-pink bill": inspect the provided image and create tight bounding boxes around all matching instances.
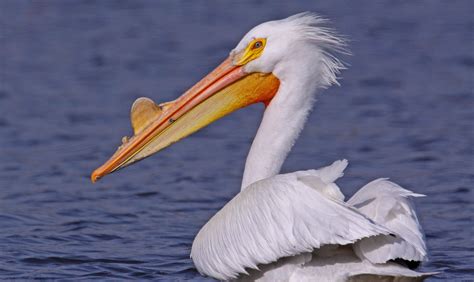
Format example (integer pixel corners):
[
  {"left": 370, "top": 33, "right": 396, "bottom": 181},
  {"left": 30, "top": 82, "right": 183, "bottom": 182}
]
[{"left": 91, "top": 57, "right": 280, "bottom": 183}]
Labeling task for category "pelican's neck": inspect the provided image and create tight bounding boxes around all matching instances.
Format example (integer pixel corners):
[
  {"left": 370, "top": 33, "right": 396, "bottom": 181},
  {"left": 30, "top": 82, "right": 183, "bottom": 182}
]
[{"left": 241, "top": 66, "right": 320, "bottom": 190}]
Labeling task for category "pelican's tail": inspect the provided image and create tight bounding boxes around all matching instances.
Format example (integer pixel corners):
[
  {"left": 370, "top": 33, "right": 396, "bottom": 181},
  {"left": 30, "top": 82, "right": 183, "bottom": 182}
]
[{"left": 347, "top": 179, "right": 427, "bottom": 265}]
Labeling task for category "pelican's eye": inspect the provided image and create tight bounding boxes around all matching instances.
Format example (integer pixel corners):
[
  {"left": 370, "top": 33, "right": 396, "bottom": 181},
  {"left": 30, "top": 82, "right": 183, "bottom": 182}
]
[
  {"left": 235, "top": 38, "right": 267, "bottom": 66},
  {"left": 253, "top": 40, "right": 263, "bottom": 49}
]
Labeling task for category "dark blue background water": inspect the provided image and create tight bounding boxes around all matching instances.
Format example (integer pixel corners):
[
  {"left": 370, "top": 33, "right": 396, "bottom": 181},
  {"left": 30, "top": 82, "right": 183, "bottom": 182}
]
[{"left": 0, "top": 1, "right": 473, "bottom": 280}]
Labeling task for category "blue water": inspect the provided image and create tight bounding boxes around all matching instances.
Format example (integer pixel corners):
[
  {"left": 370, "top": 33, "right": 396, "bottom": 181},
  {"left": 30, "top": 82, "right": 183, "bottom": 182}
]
[{"left": 0, "top": 0, "right": 473, "bottom": 280}]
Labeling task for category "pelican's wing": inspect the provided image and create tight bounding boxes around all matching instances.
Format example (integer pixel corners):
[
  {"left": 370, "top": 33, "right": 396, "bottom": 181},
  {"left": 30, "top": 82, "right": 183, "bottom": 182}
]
[
  {"left": 191, "top": 160, "right": 390, "bottom": 280},
  {"left": 348, "top": 179, "right": 427, "bottom": 264}
]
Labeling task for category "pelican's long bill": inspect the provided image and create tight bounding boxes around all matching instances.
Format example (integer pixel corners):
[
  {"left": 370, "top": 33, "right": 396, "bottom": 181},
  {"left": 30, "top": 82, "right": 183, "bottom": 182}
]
[{"left": 91, "top": 57, "right": 280, "bottom": 182}]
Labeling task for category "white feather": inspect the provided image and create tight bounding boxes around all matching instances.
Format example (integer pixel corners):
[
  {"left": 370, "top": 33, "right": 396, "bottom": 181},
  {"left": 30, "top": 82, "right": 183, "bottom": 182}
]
[
  {"left": 288, "top": 246, "right": 434, "bottom": 282},
  {"left": 348, "top": 179, "right": 427, "bottom": 263},
  {"left": 294, "top": 159, "right": 348, "bottom": 202}
]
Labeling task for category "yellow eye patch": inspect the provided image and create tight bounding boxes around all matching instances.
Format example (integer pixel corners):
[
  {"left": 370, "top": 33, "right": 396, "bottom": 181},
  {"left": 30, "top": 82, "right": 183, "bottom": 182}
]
[{"left": 235, "top": 38, "right": 267, "bottom": 66}]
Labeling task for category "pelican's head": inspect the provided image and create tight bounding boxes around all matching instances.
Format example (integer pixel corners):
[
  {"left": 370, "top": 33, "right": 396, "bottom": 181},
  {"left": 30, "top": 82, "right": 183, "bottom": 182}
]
[
  {"left": 91, "top": 12, "right": 346, "bottom": 182},
  {"left": 231, "top": 12, "right": 346, "bottom": 86}
]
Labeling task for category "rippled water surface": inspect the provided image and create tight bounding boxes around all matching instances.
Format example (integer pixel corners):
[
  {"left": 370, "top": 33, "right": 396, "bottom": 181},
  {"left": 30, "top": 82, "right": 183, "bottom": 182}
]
[{"left": 1, "top": 1, "right": 473, "bottom": 280}]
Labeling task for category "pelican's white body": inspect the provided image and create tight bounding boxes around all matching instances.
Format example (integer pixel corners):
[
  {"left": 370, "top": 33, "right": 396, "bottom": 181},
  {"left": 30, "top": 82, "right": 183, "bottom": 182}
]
[
  {"left": 191, "top": 161, "right": 430, "bottom": 281},
  {"left": 190, "top": 13, "right": 433, "bottom": 281}
]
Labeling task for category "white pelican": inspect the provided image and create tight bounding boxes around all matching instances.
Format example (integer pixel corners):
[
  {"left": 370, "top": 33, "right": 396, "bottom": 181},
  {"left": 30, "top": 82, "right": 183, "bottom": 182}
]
[{"left": 91, "top": 13, "right": 434, "bottom": 281}]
